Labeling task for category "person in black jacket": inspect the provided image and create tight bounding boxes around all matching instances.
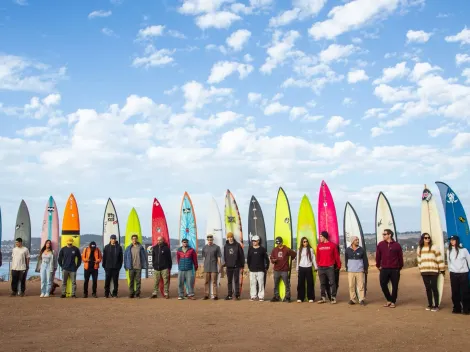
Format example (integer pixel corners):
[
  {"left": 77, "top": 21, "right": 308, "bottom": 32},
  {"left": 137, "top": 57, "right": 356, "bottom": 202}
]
[
  {"left": 247, "top": 235, "right": 269, "bottom": 301},
  {"left": 223, "top": 232, "right": 245, "bottom": 300},
  {"left": 58, "top": 238, "right": 82, "bottom": 298},
  {"left": 102, "top": 234, "right": 123, "bottom": 298},
  {"left": 151, "top": 236, "right": 172, "bottom": 299}
]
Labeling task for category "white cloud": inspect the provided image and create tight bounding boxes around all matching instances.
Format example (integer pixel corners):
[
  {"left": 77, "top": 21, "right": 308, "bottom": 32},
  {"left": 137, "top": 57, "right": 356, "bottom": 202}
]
[
  {"left": 428, "top": 125, "right": 457, "bottom": 137},
  {"left": 88, "top": 10, "right": 112, "bottom": 19},
  {"left": 348, "top": 69, "right": 369, "bottom": 83},
  {"left": 132, "top": 45, "right": 175, "bottom": 68},
  {"left": 269, "top": 0, "right": 326, "bottom": 27},
  {"left": 260, "top": 30, "right": 300, "bottom": 74},
  {"left": 308, "top": 0, "right": 401, "bottom": 40},
  {"left": 264, "top": 101, "right": 290, "bottom": 115},
  {"left": 244, "top": 54, "right": 253, "bottom": 62},
  {"left": 207, "top": 61, "right": 253, "bottom": 84},
  {"left": 456, "top": 54, "right": 470, "bottom": 66},
  {"left": 195, "top": 11, "right": 241, "bottom": 29},
  {"left": 168, "top": 30, "right": 187, "bottom": 39},
  {"left": 182, "top": 81, "right": 232, "bottom": 111},
  {"left": 325, "top": 115, "right": 350, "bottom": 133},
  {"left": 342, "top": 97, "right": 354, "bottom": 106},
  {"left": 102, "top": 28, "right": 117, "bottom": 37},
  {"left": 463, "top": 68, "right": 470, "bottom": 83},
  {"left": 248, "top": 92, "right": 262, "bottom": 103},
  {"left": 370, "top": 127, "right": 391, "bottom": 137},
  {"left": 445, "top": 27, "right": 470, "bottom": 45},
  {"left": 164, "top": 85, "right": 179, "bottom": 95},
  {"left": 226, "top": 29, "right": 251, "bottom": 51},
  {"left": 178, "top": 0, "right": 230, "bottom": 14},
  {"left": 289, "top": 106, "right": 308, "bottom": 120},
  {"left": 409, "top": 62, "right": 441, "bottom": 81},
  {"left": 319, "top": 44, "right": 357, "bottom": 63},
  {"left": 406, "top": 29, "right": 432, "bottom": 43},
  {"left": 451, "top": 133, "right": 470, "bottom": 149},
  {"left": 137, "top": 25, "right": 165, "bottom": 39},
  {"left": 373, "top": 62, "right": 409, "bottom": 84},
  {"left": 374, "top": 84, "right": 417, "bottom": 103},
  {"left": 14, "top": 0, "right": 28, "bottom": 5},
  {"left": 17, "top": 126, "right": 50, "bottom": 138}
]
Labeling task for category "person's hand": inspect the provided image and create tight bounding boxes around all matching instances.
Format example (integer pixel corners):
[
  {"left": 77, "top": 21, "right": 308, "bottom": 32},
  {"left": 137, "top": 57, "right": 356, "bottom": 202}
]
[
  {"left": 440, "top": 271, "right": 445, "bottom": 276},
  {"left": 364, "top": 270, "right": 368, "bottom": 275},
  {"left": 314, "top": 269, "right": 318, "bottom": 272}
]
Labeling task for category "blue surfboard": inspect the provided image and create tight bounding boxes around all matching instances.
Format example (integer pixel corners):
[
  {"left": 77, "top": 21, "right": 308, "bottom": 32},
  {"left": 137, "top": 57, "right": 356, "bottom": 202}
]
[{"left": 179, "top": 192, "right": 198, "bottom": 294}]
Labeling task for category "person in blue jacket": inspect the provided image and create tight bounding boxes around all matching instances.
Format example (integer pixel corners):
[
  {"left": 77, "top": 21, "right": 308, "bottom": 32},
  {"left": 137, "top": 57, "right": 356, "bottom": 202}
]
[{"left": 124, "top": 234, "right": 147, "bottom": 298}]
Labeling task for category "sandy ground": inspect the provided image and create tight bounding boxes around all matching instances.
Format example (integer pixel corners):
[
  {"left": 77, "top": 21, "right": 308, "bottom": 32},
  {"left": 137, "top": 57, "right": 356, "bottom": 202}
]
[{"left": 0, "top": 268, "right": 469, "bottom": 352}]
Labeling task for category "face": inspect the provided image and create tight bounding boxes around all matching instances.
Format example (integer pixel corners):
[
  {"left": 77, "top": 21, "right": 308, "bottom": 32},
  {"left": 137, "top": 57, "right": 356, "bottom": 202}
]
[
  {"left": 353, "top": 238, "right": 359, "bottom": 245},
  {"left": 15, "top": 241, "right": 22, "bottom": 247},
  {"left": 182, "top": 241, "right": 188, "bottom": 247},
  {"left": 110, "top": 238, "right": 116, "bottom": 245},
  {"left": 252, "top": 239, "right": 259, "bottom": 246},
  {"left": 157, "top": 237, "right": 164, "bottom": 245},
  {"left": 450, "top": 238, "right": 457, "bottom": 246},
  {"left": 228, "top": 236, "right": 234, "bottom": 243},
  {"left": 423, "top": 235, "right": 431, "bottom": 243},
  {"left": 207, "top": 236, "right": 213, "bottom": 244},
  {"left": 91, "top": 243, "right": 96, "bottom": 249},
  {"left": 382, "top": 232, "right": 390, "bottom": 240},
  {"left": 67, "top": 242, "right": 72, "bottom": 247},
  {"left": 320, "top": 236, "right": 326, "bottom": 243},
  {"left": 302, "top": 239, "right": 308, "bottom": 247},
  {"left": 276, "top": 241, "right": 282, "bottom": 247},
  {"left": 46, "top": 241, "right": 51, "bottom": 249},
  {"left": 132, "top": 236, "right": 137, "bottom": 244}
]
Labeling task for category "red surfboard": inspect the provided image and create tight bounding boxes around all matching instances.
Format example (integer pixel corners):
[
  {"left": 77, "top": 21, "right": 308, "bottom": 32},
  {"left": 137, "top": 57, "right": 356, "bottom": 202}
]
[{"left": 152, "top": 197, "right": 171, "bottom": 297}]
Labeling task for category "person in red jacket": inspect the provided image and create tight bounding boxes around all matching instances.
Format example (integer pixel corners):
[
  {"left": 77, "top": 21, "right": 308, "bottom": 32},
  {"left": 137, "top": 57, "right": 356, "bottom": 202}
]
[
  {"left": 176, "top": 238, "right": 198, "bottom": 300},
  {"left": 376, "top": 229, "right": 403, "bottom": 308},
  {"left": 316, "top": 231, "right": 341, "bottom": 304}
]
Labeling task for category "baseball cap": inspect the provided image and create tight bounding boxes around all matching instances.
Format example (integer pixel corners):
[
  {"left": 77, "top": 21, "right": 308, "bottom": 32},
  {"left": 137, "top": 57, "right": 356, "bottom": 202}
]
[
  {"left": 252, "top": 235, "right": 260, "bottom": 241},
  {"left": 275, "top": 236, "right": 283, "bottom": 244}
]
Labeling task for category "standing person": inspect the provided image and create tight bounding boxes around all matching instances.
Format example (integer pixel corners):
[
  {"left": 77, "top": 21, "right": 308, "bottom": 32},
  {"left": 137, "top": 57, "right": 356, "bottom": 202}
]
[
  {"left": 345, "top": 236, "right": 368, "bottom": 306},
  {"left": 376, "top": 229, "right": 403, "bottom": 308},
  {"left": 447, "top": 235, "right": 470, "bottom": 315},
  {"left": 176, "top": 238, "right": 198, "bottom": 300},
  {"left": 151, "top": 236, "right": 172, "bottom": 299},
  {"left": 82, "top": 241, "right": 102, "bottom": 298},
  {"left": 202, "top": 234, "right": 222, "bottom": 300},
  {"left": 102, "top": 234, "right": 123, "bottom": 298},
  {"left": 35, "top": 240, "right": 57, "bottom": 298},
  {"left": 269, "top": 236, "right": 297, "bottom": 303},
  {"left": 223, "top": 232, "right": 245, "bottom": 300},
  {"left": 58, "top": 238, "right": 82, "bottom": 298},
  {"left": 124, "top": 234, "right": 147, "bottom": 298},
  {"left": 247, "top": 235, "right": 268, "bottom": 301},
  {"left": 316, "top": 231, "right": 341, "bottom": 304},
  {"left": 296, "top": 237, "right": 318, "bottom": 303},
  {"left": 417, "top": 233, "right": 445, "bottom": 311},
  {"left": 10, "top": 238, "right": 30, "bottom": 297}
]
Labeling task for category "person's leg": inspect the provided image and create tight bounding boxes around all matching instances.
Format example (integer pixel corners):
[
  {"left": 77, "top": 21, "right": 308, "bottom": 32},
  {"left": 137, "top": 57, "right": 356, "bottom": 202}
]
[
  {"left": 326, "top": 267, "right": 337, "bottom": 299},
  {"left": 226, "top": 267, "right": 234, "bottom": 297},
  {"left": 162, "top": 269, "right": 170, "bottom": 296},
  {"left": 258, "top": 272, "right": 265, "bottom": 300},
  {"left": 390, "top": 269, "right": 400, "bottom": 304},
  {"left": 422, "top": 275, "right": 433, "bottom": 307},
  {"left": 204, "top": 272, "right": 210, "bottom": 297},
  {"left": 273, "top": 271, "right": 281, "bottom": 299},
  {"left": 104, "top": 269, "right": 111, "bottom": 297},
  {"left": 379, "top": 269, "right": 392, "bottom": 303},
  {"left": 461, "top": 274, "right": 470, "bottom": 314},
  {"left": 281, "top": 272, "right": 290, "bottom": 300},
  {"left": 450, "top": 273, "right": 461, "bottom": 312},
  {"left": 318, "top": 268, "right": 328, "bottom": 299},
  {"left": 84, "top": 269, "right": 91, "bottom": 296},
  {"left": 297, "top": 267, "right": 306, "bottom": 301},
  {"left": 19, "top": 270, "right": 26, "bottom": 294},
  {"left": 429, "top": 275, "right": 439, "bottom": 308},
  {"left": 129, "top": 269, "right": 136, "bottom": 296},
  {"left": 233, "top": 268, "right": 240, "bottom": 297},
  {"left": 70, "top": 271, "right": 77, "bottom": 297},
  {"left": 348, "top": 272, "right": 356, "bottom": 302},
  {"left": 91, "top": 269, "right": 98, "bottom": 295},
  {"left": 249, "top": 272, "right": 257, "bottom": 299},
  {"left": 135, "top": 269, "right": 142, "bottom": 296},
  {"left": 40, "top": 266, "right": 47, "bottom": 295},
  {"left": 45, "top": 270, "right": 52, "bottom": 296},
  {"left": 212, "top": 272, "right": 218, "bottom": 297},
  {"left": 11, "top": 270, "right": 19, "bottom": 294},
  {"left": 305, "top": 267, "right": 314, "bottom": 301},
  {"left": 62, "top": 270, "right": 70, "bottom": 296},
  {"left": 187, "top": 270, "right": 195, "bottom": 297},
  {"left": 112, "top": 269, "right": 119, "bottom": 296},
  {"left": 153, "top": 270, "right": 161, "bottom": 295},
  {"left": 178, "top": 271, "right": 184, "bottom": 298},
  {"left": 356, "top": 273, "right": 365, "bottom": 302}
]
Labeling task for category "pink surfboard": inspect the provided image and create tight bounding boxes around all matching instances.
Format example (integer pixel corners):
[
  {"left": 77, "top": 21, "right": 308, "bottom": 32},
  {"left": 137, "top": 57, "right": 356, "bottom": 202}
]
[
  {"left": 317, "top": 180, "right": 339, "bottom": 245},
  {"left": 152, "top": 198, "right": 170, "bottom": 297},
  {"left": 40, "top": 196, "right": 60, "bottom": 285}
]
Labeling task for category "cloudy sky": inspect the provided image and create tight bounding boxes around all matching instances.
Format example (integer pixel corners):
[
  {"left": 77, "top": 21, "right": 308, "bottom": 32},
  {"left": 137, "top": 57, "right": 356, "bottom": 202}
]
[{"left": 1, "top": 0, "right": 469, "bottom": 242}]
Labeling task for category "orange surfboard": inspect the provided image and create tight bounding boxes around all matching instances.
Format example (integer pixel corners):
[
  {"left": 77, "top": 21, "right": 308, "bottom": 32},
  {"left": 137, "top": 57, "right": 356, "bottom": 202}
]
[{"left": 61, "top": 194, "right": 80, "bottom": 297}]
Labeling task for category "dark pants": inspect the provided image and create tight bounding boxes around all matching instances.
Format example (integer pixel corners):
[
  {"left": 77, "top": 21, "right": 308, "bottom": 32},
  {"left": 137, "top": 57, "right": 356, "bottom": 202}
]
[
  {"left": 379, "top": 268, "right": 400, "bottom": 303},
  {"left": 421, "top": 274, "right": 439, "bottom": 307},
  {"left": 129, "top": 269, "right": 142, "bottom": 296},
  {"left": 319, "top": 266, "right": 336, "bottom": 299},
  {"left": 325, "top": 268, "right": 340, "bottom": 299},
  {"left": 84, "top": 269, "right": 98, "bottom": 295},
  {"left": 297, "top": 266, "right": 315, "bottom": 301},
  {"left": 450, "top": 272, "right": 470, "bottom": 313},
  {"left": 105, "top": 268, "right": 120, "bottom": 296},
  {"left": 11, "top": 270, "right": 25, "bottom": 293},
  {"left": 227, "top": 267, "right": 240, "bottom": 296}
]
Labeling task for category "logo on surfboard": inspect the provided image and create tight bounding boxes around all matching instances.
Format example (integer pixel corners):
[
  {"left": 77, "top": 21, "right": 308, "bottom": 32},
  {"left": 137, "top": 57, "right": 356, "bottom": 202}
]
[
  {"left": 447, "top": 192, "right": 459, "bottom": 204},
  {"left": 422, "top": 189, "right": 432, "bottom": 201}
]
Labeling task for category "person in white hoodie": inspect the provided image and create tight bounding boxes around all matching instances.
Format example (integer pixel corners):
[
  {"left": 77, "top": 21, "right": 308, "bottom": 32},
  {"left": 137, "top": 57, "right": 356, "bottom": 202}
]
[
  {"left": 447, "top": 235, "right": 470, "bottom": 315},
  {"left": 296, "top": 237, "right": 318, "bottom": 303}
]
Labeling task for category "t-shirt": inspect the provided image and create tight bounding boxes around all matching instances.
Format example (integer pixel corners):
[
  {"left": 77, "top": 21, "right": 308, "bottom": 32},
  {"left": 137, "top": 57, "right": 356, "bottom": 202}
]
[
  {"left": 202, "top": 244, "right": 221, "bottom": 273},
  {"left": 12, "top": 247, "right": 30, "bottom": 271},
  {"left": 270, "top": 246, "right": 296, "bottom": 272},
  {"left": 131, "top": 245, "right": 142, "bottom": 270}
]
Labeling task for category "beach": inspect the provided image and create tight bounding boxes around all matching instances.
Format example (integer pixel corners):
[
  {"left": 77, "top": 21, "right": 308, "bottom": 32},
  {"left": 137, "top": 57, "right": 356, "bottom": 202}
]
[{"left": 0, "top": 267, "right": 469, "bottom": 352}]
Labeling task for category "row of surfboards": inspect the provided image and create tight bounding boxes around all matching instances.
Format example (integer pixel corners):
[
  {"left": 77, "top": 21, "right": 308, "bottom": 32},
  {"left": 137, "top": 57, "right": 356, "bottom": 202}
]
[{"left": 0, "top": 180, "right": 468, "bottom": 300}]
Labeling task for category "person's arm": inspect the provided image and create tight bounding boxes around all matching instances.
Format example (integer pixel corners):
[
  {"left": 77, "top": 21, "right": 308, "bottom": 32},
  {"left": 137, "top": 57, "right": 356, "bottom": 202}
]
[
  {"left": 363, "top": 249, "right": 369, "bottom": 273},
  {"left": 96, "top": 249, "right": 102, "bottom": 264},
  {"left": 81, "top": 248, "right": 87, "bottom": 263},
  {"left": 118, "top": 247, "right": 123, "bottom": 269},
  {"left": 316, "top": 245, "right": 321, "bottom": 267},
  {"left": 375, "top": 244, "right": 381, "bottom": 269},
  {"left": 264, "top": 247, "right": 270, "bottom": 270},
  {"left": 166, "top": 247, "right": 172, "bottom": 271},
  {"left": 345, "top": 248, "right": 349, "bottom": 272},
  {"left": 191, "top": 249, "right": 198, "bottom": 271},
  {"left": 223, "top": 245, "right": 228, "bottom": 267},
  {"left": 141, "top": 247, "right": 148, "bottom": 269},
  {"left": 238, "top": 244, "right": 245, "bottom": 269},
  {"left": 152, "top": 246, "right": 156, "bottom": 268},
  {"left": 217, "top": 247, "right": 222, "bottom": 271},
  {"left": 176, "top": 250, "right": 181, "bottom": 265},
  {"left": 311, "top": 249, "right": 318, "bottom": 270},
  {"left": 247, "top": 247, "right": 251, "bottom": 269},
  {"left": 76, "top": 248, "right": 82, "bottom": 268},
  {"left": 296, "top": 249, "right": 300, "bottom": 271},
  {"left": 464, "top": 249, "right": 470, "bottom": 270},
  {"left": 58, "top": 248, "right": 63, "bottom": 267},
  {"left": 334, "top": 246, "right": 341, "bottom": 269},
  {"left": 102, "top": 246, "right": 107, "bottom": 268},
  {"left": 398, "top": 243, "right": 403, "bottom": 270},
  {"left": 25, "top": 249, "right": 30, "bottom": 270},
  {"left": 290, "top": 248, "right": 297, "bottom": 260}
]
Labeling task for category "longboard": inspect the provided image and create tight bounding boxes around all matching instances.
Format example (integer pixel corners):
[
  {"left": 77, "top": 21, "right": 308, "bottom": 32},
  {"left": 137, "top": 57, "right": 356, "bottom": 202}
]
[
  {"left": 152, "top": 197, "right": 171, "bottom": 296},
  {"left": 103, "top": 198, "right": 120, "bottom": 293},
  {"left": 61, "top": 194, "right": 80, "bottom": 297},
  {"left": 225, "top": 189, "right": 244, "bottom": 294},
  {"left": 179, "top": 192, "right": 198, "bottom": 294}
]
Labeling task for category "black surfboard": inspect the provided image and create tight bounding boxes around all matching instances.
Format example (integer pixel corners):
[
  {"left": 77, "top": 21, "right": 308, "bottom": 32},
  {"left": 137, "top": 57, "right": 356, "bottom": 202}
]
[{"left": 248, "top": 196, "right": 268, "bottom": 289}]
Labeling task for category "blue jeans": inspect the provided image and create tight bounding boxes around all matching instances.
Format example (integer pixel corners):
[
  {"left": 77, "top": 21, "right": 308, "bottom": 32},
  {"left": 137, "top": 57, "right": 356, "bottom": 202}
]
[
  {"left": 40, "top": 263, "right": 52, "bottom": 295},
  {"left": 178, "top": 270, "right": 195, "bottom": 297}
]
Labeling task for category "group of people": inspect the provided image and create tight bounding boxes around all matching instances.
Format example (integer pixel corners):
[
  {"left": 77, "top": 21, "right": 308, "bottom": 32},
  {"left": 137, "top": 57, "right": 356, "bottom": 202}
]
[{"left": 5, "top": 229, "right": 470, "bottom": 315}]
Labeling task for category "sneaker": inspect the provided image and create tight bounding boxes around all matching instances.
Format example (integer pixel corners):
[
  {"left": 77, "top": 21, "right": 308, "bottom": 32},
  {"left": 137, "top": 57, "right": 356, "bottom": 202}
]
[
  {"left": 348, "top": 300, "right": 355, "bottom": 305},
  {"left": 250, "top": 297, "right": 255, "bottom": 301},
  {"left": 308, "top": 300, "right": 314, "bottom": 303},
  {"left": 203, "top": 296, "right": 209, "bottom": 300},
  {"left": 10, "top": 292, "right": 17, "bottom": 297},
  {"left": 235, "top": 295, "right": 240, "bottom": 300},
  {"left": 225, "top": 295, "right": 232, "bottom": 300},
  {"left": 297, "top": 299, "right": 302, "bottom": 303},
  {"left": 178, "top": 297, "right": 184, "bottom": 300},
  {"left": 151, "top": 293, "right": 158, "bottom": 299},
  {"left": 44, "top": 294, "right": 50, "bottom": 298},
  {"left": 164, "top": 294, "right": 169, "bottom": 299},
  {"left": 71, "top": 295, "right": 77, "bottom": 298},
  {"left": 426, "top": 306, "right": 432, "bottom": 311},
  {"left": 360, "top": 301, "right": 366, "bottom": 306},
  {"left": 270, "top": 297, "right": 280, "bottom": 302},
  {"left": 283, "top": 298, "right": 291, "bottom": 303},
  {"left": 213, "top": 296, "right": 219, "bottom": 300},
  {"left": 92, "top": 293, "right": 97, "bottom": 298},
  {"left": 317, "top": 297, "right": 327, "bottom": 304},
  {"left": 19, "top": 292, "right": 25, "bottom": 297},
  {"left": 463, "top": 311, "right": 470, "bottom": 315},
  {"left": 331, "top": 297, "right": 337, "bottom": 304},
  {"left": 135, "top": 294, "right": 140, "bottom": 299},
  {"left": 452, "top": 310, "right": 461, "bottom": 314},
  {"left": 431, "top": 307, "right": 439, "bottom": 312},
  {"left": 259, "top": 298, "right": 264, "bottom": 302},
  {"left": 129, "top": 294, "right": 135, "bottom": 299},
  {"left": 83, "top": 294, "right": 88, "bottom": 298},
  {"left": 40, "top": 293, "right": 45, "bottom": 298},
  {"left": 61, "top": 294, "right": 66, "bottom": 298},
  {"left": 187, "top": 296, "right": 196, "bottom": 300},
  {"left": 105, "top": 295, "right": 110, "bottom": 299}
]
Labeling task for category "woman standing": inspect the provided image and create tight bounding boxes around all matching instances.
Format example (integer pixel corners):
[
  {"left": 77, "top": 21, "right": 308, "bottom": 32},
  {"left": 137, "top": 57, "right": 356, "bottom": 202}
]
[
  {"left": 417, "top": 233, "right": 444, "bottom": 311},
  {"left": 447, "top": 235, "right": 470, "bottom": 315},
  {"left": 296, "top": 237, "right": 317, "bottom": 303},
  {"left": 36, "top": 240, "right": 56, "bottom": 297}
]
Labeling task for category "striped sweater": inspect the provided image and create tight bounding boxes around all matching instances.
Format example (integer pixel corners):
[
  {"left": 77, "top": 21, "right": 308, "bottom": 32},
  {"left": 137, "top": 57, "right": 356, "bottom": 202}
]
[{"left": 417, "top": 245, "right": 444, "bottom": 274}]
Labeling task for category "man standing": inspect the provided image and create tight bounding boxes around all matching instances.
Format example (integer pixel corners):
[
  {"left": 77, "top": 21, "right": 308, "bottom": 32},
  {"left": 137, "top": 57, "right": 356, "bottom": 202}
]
[
  {"left": 247, "top": 235, "right": 268, "bottom": 301},
  {"left": 376, "top": 229, "right": 403, "bottom": 308},
  {"left": 223, "top": 232, "right": 245, "bottom": 300},
  {"left": 345, "top": 236, "right": 368, "bottom": 306},
  {"left": 102, "top": 234, "right": 123, "bottom": 298},
  {"left": 124, "top": 234, "right": 147, "bottom": 298},
  {"left": 10, "top": 237, "right": 30, "bottom": 297},
  {"left": 81, "top": 241, "right": 102, "bottom": 298},
  {"left": 58, "top": 238, "right": 82, "bottom": 298},
  {"left": 176, "top": 238, "right": 198, "bottom": 300},
  {"left": 202, "top": 234, "right": 222, "bottom": 300},
  {"left": 151, "top": 236, "right": 172, "bottom": 299},
  {"left": 316, "top": 231, "right": 341, "bottom": 304},
  {"left": 270, "top": 236, "right": 296, "bottom": 303}
]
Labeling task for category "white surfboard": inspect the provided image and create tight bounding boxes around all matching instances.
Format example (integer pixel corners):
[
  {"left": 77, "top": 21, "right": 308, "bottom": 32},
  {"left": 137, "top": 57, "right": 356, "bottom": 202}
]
[
  {"left": 375, "top": 192, "right": 397, "bottom": 293},
  {"left": 344, "top": 202, "right": 364, "bottom": 248},
  {"left": 206, "top": 198, "right": 224, "bottom": 296},
  {"left": 421, "top": 185, "right": 445, "bottom": 306},
  {"left": 103, "top": 198, "right": 120, "bottom": 294}
]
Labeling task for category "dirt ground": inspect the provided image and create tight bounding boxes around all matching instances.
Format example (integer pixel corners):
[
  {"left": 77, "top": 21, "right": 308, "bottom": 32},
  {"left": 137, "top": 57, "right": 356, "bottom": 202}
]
[{"left": 0, "top": 268, "right": 469, "bottom": 352}]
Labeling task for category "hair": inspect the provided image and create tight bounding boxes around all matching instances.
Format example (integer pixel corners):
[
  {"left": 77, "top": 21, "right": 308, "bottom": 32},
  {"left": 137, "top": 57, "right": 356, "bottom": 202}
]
[
  {"left": 384, "top": 229, "right": 394, "bottom": 238},
  {"left": 15, "top": 237, "right": 22, "bottom": 242},
  {"left": 131, "top": 234, "right": 138, "bottom": 240},
  {"left": 449, "top": 236, "right": 460, "bottom": 260},
  {"left": 418, "top": 233, "right": 433, "bottom": 255},
  {"left": 298, "top": 237, "right": 312, "bottom": 262},
  {"left": 320, "top": 231, "right": 329, "bottom": 239},
  {"left": 40, "top": 240, "right": 52, "bottom": 257}
]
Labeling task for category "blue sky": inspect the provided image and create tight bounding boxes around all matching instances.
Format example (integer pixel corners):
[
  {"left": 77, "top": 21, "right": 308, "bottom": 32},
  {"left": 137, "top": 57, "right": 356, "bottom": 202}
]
[{"left": 1, "top": 0, "right": 470, "bottom": 242}]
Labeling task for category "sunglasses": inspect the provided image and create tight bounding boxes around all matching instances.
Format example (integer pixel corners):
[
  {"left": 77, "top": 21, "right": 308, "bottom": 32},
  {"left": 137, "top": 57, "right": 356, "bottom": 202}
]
[
  {"left": 207, "top": 238, "right": 213, "bottom": 240},
  {"left": 423, "top": 237, "right": 430, "bottom": 239},
  {"left": 302, "top": 240, "right": 308, "bottom": 243},
  {"left": 382, "top": 233, "right": 389, "bottom": 236}
]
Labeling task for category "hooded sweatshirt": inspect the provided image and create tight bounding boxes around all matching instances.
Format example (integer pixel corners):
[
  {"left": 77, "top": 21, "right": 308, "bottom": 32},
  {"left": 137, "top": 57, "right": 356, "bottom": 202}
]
[
  {"left": 224, "top": 239, "right": 245, "bottom": 268},
  {"left": 58, "top": 245, "right": 82, "bottom": 272},
  {"left": 247, "top": 246, "right": 268, "bottom": 272},
  {"left": 103, "top": 242, "right": 123, "bottom": 270},
  {"left": 447, "top": 247, "right": 470, "bottom": 273},
  {"left": 152, "top": 242, "right": 172, "bottom": 271},
  {"left": 316, "top": 242, "right": 341, "bottom": 269},
  {"left": 345, "top": 246, "right": 368, "bottom": 273},
  {"left": 82, "top": 242, "right": 102, "bottom": 270},
  {"left": 270, "top": 246, "right": 297, "bottom": 272}
]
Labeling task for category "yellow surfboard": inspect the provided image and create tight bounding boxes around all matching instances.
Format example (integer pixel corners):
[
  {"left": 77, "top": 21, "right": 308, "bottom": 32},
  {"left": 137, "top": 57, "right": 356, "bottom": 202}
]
[
  {"left": 297, "top": 195, "right": 317, "bottom": 301},
  {"left": 61, "top": 194, "right": 80, "bottom": 297},
  {"left": 274, "top": 187, "right": 293, "bottom": 300},
  {"left": 125, "top": 208, "right": 143, "bottom": 290}
]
